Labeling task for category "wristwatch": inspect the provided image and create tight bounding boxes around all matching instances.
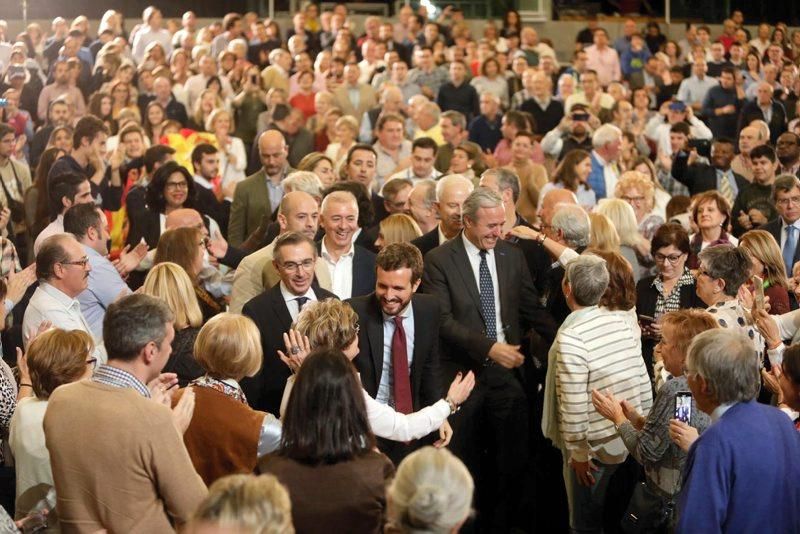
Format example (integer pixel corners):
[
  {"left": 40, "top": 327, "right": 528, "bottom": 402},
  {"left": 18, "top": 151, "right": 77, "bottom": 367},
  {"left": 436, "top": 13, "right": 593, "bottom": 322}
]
[{"left": 445, "top": 397, "right": 460, "bottom": 415}]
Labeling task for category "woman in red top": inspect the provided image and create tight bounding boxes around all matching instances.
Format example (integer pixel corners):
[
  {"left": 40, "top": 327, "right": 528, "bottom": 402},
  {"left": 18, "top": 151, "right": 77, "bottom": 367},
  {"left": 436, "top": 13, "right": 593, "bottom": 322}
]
[
  {"left": 739, "top": 230, "right": 791, "bottom": 315},
  {"left": 289, "top": 71, "right": 317, "bottom": 123}
]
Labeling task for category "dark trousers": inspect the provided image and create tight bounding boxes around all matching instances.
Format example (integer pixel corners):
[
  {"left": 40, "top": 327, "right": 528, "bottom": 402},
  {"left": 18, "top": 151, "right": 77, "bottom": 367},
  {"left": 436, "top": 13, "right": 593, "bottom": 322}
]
[{"left": 448, "top": 364, "right": 529, "bottom": 533}]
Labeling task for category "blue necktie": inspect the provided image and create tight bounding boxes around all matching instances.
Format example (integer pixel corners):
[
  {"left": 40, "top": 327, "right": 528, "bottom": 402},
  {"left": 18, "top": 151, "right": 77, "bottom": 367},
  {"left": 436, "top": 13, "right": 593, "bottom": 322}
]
[
  {"left": 479, "top": 250, "right": 497, "bottom": 341},
  {"left": 784, "top": 226, "right": 797, "bottom": 276}
]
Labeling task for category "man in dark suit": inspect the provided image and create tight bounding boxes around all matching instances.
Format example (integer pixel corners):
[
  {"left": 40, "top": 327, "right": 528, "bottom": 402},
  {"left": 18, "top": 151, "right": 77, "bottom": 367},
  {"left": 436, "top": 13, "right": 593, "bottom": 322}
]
[
  {"left": 762, "top": 174, "right": 800, "bottom": 278},
  {"left": 671, "top": 137, "right": 747, "bottom": 205},
  {"left": 240, "top": 231, "right": 337, "bottom": 414},
  {"left": 739, "top": 81, "right": 787, "bottom": 145},
  {"left": 349, "top": 242, "right": 445, "bottom": 463},
  {"left": 422, "top": 188, "right": 556, "bottom": 532},
  {"left": 777, "top": 132, "right": 800, "bottom": 177},
  {"left": 411, "top": 174, "right": 474, "bottom": 257},
  {"left": 190, "top": 144, "right": 230, "bottom": 236},
  {"left": 318, "top": 190, "right": 376, "bottom": 299}
]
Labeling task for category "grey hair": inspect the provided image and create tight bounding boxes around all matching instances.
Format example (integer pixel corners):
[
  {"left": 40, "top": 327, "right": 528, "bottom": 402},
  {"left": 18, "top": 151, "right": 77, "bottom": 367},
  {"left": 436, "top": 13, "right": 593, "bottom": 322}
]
[
  {"left": 481, "top": 168, "right": 520, "bottom": 204},
  {"left": 441, "top": 110, "right": 466, "bottom": 130},
  {"left": 103, "top": 294, "right": 175, "bottom": 362},
  {"left": 592, "top": 123, "right": 622, "bottom": 149},
  {"left": 697, "top": 244, "right": 752, "bottom": 297},
  {"left": 565, "top": 254, "right": 609, "bottom": 306},
  {"left": 435, "top": 174, "right": 474, "bottom": 202},
  {"left": 552, "top": 204, "right": 591, "bottom": 248},
  {"left": 412, "top": 179, "right": 437, "bottom": 210},
  {"left": 686, "top": 329, "right": 761, "bottom": 405},
  {"left": 283, "top": 171, "right": 323, "bottom": 198},
  {"left": 462, "top": 188, "right": 503, "bottom": 223}
]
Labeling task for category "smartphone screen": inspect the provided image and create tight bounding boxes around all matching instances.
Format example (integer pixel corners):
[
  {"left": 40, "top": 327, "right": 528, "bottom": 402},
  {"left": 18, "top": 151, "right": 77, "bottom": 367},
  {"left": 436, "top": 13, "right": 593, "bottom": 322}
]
[{"left": 675, "top": 392, "right": 692, "bottom": 424}]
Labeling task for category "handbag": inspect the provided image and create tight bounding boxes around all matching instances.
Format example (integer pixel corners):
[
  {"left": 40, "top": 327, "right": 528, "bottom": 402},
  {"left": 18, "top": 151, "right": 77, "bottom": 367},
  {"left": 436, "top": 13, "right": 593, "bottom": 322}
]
[
  {"left": 0, "top": 161, "right": 26, "bottom": 225},
  {"left": 620, "top": 481, "right": 674, "bottom": 534}
]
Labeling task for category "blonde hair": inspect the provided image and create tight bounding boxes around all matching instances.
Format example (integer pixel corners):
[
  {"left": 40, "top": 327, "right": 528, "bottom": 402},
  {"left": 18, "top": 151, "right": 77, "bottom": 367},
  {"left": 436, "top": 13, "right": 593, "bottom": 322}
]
[
  {"left": 335, "top": 114, "right": 359, "bottom": 137},
  {"left": 205, "top": 107, "right": 235, "bottom": 133},
  {"left": 597, "top": 198, "right": 642, "bottom": 248},
  {"left": 193, "top": 89, "right": 224, "bottom": 129},
  {"left": 141, "top": 262, "right": 203, "bottom": 329},
  {"left": 387, "top": 447, "right": 474, "bottom": 534},
  {"left": 588, "top": 212, "right": 621, "bottom": 252},
  {"left": 27, "top": 329, "right": 93, "bottom": 399},
  {"left": 739, "top": 229, "right": 789, "bottom": 288},
  {"left": 194, "top": 313, "right": 262, "bottom": 380},
  {"left": 295, "top": 299, "right": 359, "bottom": 352},
  {"left": 615, "top": 170, "right": 656, "bottom": 212},
  {"left": 379, "top": 214, "right": 422, "bottom": 247},
  {"left": 189, "top": 474, "right": 294, "bottom": 534}
]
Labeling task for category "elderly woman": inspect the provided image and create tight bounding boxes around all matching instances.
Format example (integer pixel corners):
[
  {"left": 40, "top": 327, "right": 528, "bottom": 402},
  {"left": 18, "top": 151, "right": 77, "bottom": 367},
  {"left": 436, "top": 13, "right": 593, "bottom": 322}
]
[
  {"left": 141, "top": 263, "right": 205, "bottom": 387},
  {"left": 592, "top": 310, "right": 715, "bottom": 531},
  {"left": 615, "top": 171, "right": 665, "bottom": 242},
  {"left": 9, "top": 329, "right": 95, "bottom": 521},
  {"left": 175, "top": 313, "right": 282, "bottom": 486},
  {"left": 637, "top": 224, "right": 701, "bottom": 378},
  {"left": 281, "top": 299, "right": 474, "bottom": 443},
  {"left": 739, "top": 230, "right": 791, "bottom": 316},
  {"left": 386, "top": 447, "right": 474, "bottom": 534},
  {"left": 261, "top": 348, "right": 395, "bottom": 533},
  {"left": 695, "top": 244, "right": 762, "bottom": 354},
  {"left": 688, "top": 191, "right": 737, "bottom": 269}
]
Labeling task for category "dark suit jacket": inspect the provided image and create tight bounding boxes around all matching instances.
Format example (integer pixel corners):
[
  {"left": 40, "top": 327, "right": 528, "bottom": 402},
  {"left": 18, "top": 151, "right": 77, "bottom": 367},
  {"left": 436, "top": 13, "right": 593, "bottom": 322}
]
[
  {"left": 671, "top": 155, "right": 748, "bottom": 196},
  {"left": 411, "top": 227, "right": 441, "bottom": 257},
  {"left": 738, "top": 100, "right": 787, "bottom": 145},
  {"left": 194, "top": 183, "right": 230, "bottom": 237},
  {"left": 421, "top": 234, "right": 556, "bottom": 377},
  {"left": 763, "top": 217, "right": 800, "bottom": 268},
  {"left": 315, "top": 241, "right": 377, "bottom": 298},
  {"left": 348, "top": 293, "right": 443, "bottom": 412},
  {"left": 240, "top": 283, "right": 337, "bottom": 414}
]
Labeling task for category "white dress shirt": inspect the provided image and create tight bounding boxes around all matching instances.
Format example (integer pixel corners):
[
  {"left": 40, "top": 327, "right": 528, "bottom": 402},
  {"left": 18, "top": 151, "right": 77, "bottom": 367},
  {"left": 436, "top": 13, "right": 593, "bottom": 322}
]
[
  {"left": 461, "top": 233, "right": 505, "bottom": 343},
  {"left": 779, "top": 219, "right": 800, "bottom": 251},
  {"left": 279, "top": 282, "right": 318, "bottom": 322},
  {"left": 321, "top": 239, "right": 355, "bottom": 299},
  {"left": 23, "top": 282, "right": 106, "bottom": 362},
  {"left": 377, "top": 302, "right": 415, "bottom": 406},
  {"left": 32, "top": 215, "right": 64, "bottom": 256}
]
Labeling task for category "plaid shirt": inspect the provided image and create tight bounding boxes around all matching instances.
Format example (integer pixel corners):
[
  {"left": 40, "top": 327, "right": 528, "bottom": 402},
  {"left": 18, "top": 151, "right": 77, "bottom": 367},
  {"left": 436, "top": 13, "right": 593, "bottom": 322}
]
[
  {"left": 408, "top": 66, "right": 450, "bottom": 98},
  {"left": 657, "top": 163, "right": 690, "bottom": 197},
  {"left": 0, "top": 237, "right": 20, "bottom": 278},
  {"left": 92, "top": 364, "right": 151, "bottom": 398}
]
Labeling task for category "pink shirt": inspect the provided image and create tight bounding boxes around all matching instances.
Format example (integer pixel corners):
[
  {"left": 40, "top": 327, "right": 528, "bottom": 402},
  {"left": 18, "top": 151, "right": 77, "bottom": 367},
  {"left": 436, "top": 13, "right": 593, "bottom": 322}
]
[
  {"left": 584, "top": 45, "right": 622, "bottom": 87},
  {"left": 493, "top": 139, "right": 545, "bottom": 167}
]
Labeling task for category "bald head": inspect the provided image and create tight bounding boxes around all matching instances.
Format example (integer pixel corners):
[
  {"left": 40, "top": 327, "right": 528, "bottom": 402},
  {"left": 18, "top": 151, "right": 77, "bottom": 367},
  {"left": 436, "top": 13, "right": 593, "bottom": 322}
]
[
  {"left": 278, "top": 191, "right": 320, "bottom": 239},
  {"left": 540, "top": 189, "right": 577, "bottom": 226},
  {"left": 258, "top": 130, "right": 289, "bottom": 176},
  {"left": 165, "top": 208, "right": 204, "bottom": 232}
]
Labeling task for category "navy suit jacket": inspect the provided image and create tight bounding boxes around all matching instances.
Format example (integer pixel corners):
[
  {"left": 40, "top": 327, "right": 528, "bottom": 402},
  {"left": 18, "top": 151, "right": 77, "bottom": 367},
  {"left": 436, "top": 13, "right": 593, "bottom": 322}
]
[
  {"left": 411, "top": 227, "right": 441, "bottom": 258},
  {"left": 678, "top": 400, "right": 800, "bottom": 533},
  {"left": 763, "top": 217, "right": 800, "bottom": 269}
]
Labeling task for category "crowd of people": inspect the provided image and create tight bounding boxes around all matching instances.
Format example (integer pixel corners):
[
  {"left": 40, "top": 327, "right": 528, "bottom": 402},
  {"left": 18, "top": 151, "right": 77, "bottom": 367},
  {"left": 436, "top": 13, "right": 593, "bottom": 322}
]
[{"left": 0, "top": 3, "right": 799, "bottom": 533}]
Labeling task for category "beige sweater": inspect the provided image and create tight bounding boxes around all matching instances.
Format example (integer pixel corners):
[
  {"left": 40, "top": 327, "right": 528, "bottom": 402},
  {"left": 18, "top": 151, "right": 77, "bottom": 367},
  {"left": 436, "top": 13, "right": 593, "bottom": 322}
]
[{"left": 43, "top": 380, "right": 207, "bottom": 533}]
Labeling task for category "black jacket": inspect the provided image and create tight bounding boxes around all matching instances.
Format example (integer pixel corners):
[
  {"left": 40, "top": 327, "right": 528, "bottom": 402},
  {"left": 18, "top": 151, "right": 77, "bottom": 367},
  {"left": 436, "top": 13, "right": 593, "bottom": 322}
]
[
  {"left": 315, "top": 241, "right": 377, "bottom": 298},
  {"left": 671, "top": 155, "right": 748, "bottom": 197}
]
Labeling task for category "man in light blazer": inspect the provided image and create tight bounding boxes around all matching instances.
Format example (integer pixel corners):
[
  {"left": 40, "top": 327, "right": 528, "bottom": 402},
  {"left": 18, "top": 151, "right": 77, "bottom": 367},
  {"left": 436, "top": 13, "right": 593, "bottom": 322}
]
[
  {"left": 228, "top": 130, "right": 293, "bottom": 247},
  {"left": 334, "top": 63, "right": 377, "bottom": 121}
]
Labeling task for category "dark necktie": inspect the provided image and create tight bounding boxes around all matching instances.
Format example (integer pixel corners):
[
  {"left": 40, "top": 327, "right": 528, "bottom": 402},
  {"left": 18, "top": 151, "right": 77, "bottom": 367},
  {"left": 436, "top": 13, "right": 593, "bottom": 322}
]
[
  {"left": 479, "top": 250, "right": 497, "bottom": 341},
  {"left": 295, "top": 296, "right": 309, "bottom": 311},
  {"left": 391, "top": 316, "right": 413, "bottom": 414}
]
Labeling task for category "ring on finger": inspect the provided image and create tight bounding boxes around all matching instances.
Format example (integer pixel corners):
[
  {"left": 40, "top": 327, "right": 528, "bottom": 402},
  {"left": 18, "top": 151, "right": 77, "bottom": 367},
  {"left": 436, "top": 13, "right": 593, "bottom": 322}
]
[{"left": 291, "top": 346, "right": 300, "bottom": 355}]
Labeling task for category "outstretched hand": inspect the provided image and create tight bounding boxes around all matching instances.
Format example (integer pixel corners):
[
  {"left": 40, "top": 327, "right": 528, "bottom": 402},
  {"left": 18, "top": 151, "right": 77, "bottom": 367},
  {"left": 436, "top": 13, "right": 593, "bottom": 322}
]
[{"left": 278, "top": 329, "right": 312, "bottom": 373}]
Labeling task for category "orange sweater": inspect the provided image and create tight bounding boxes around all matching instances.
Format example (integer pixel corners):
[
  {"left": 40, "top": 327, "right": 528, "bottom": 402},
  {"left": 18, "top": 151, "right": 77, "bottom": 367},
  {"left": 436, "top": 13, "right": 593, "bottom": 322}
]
[{"left": 44, "top": 380, "right": 207, "bottom": 533}]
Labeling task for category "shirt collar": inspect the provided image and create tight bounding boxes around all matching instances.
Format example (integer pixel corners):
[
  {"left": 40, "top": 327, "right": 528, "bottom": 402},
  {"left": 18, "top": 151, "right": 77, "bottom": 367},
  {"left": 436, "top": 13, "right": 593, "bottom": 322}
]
[
  {"left": 711, "top": 402, "right": 735, "bottom": 423},
  {"left": 279, "top": 281, "right": 317, "bottom": 302},
  {"left": 783, "top": 219, "right": 800, "bottom": 231},
  {"left": 592, "top": 150, "right": 608, "bottom": 166},
  {"left": 40, "top": 282, "right": 80, "bottom": 309},
  {"left": 321, "top": 238, "right": 354, "bottom": 260},
  {"left": 92, "top": 364, "right": 151, "bottom": 398},
  {"left": 461, "top": 231, "right": 492, "bottom": 257},
  {"left": 194, "top": 174, "right": 213, "bottom": 189}
]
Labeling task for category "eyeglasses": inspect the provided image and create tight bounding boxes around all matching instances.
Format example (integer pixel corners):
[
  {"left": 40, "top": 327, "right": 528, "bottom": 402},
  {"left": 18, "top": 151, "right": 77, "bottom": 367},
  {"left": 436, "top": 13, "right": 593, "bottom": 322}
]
[
  {"left": 654, "top": 252, "right": 685, "bottom": 265},
  {"left": 621, "top": 195, "right": 646, "bottom": 203},
  {"left": 776, "top": 196, "right": 800, "bottom": 206},
  {"left": 696, "top": 268, "right": 713, "bottom": 279},
  {"left": 60, "top": 256, "right": 90, "bottom": 268},
  {"left": 165, "top": 181, "right": 189, "bottom": 191},
  {"left": 86, "top": 357, "right": 98, "bottom": 370},
  {"left": 279, "top": 259, "right": 315, "bottom": 273}
]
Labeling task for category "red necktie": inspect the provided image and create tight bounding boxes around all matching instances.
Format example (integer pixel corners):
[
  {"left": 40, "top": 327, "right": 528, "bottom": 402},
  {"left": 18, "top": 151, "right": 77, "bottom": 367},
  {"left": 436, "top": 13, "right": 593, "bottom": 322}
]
[{"left": 392, "top": 316, "right": 413, "bottom": 414}]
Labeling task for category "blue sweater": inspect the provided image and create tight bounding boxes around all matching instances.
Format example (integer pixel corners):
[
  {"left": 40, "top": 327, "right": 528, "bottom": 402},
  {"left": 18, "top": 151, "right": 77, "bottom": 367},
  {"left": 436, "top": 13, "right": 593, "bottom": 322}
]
[{"left": 677, "top": 400, "right": 800, "bottom": 533}]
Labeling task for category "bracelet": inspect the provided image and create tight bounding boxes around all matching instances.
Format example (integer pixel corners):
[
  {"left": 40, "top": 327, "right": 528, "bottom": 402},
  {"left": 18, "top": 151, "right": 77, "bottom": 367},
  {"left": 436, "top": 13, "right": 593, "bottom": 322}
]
[
  {"left": 19, "top": 383, "right": 31, "bottom": 388},
  {"left": 445, "top": 397, "right": 460, "bottom": 414}
]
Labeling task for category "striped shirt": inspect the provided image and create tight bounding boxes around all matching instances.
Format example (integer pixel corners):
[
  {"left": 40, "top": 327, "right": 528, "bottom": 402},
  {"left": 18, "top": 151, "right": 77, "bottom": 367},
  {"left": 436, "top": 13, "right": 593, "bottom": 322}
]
[{"left": 556, "top": 306, "right": 653, "bottom": 464}]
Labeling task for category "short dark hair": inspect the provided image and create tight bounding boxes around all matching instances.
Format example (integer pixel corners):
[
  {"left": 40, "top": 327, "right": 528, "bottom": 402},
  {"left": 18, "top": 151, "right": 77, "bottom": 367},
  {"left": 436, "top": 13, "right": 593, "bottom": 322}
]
[
  {"left": 222, "top": 13, "right": 242, "bottom": 31},
  {"left": 103, "top": 294, "right": 175, "bottom": 362},
  {"left": 670, "top": 122, "right": 690, "bottom": 136},
  {"left": 144, "top": 145, "right": 176, "bottom": 174},
  {"left": 273, "top": 231, "right": 317, "bottom": 263},
  {"left": 63, "top": 203, "right": 102, "bottom": 240},
  {"left": 773, "top": 174, "right": 800, "bottom": 201},
  {"left": 146, "top": 161, "right": 196, "bottom": 213},
  {"left": 345, "top": 143, "right": 377, "bottom": 165},
  {"left": 720, "top": 66, "right": 736, "bottom": 77},
  {"left": 35, "top": 234, "right": 71, "bottom": 281},
  {"left": 48, "top": 173, "right": 88, "bottom": 219},
  {"left": 72, "top": 115, "right": 109, "bottom": 150},
  {"left": 412, "top": 136, "right": 438, "bottom": 155},
  {"left": 280, "top": 348, "right": 375, "bottom": 465},
  {"left": 191, "top": 143, "right": 219, "bottom": 170},
  {"left": 0, "top": 122, "right": 14, "bottom": 139},
  {"left": 713, "top": 136, "right": 736, "bottom": 148},
  {"left": 376, "top": 242, "right": 424, "bottom": 283},
  {"left": 651, "top": 222, "right": 690, "bottom": 256},
  {"left": 272, "top": 104, "right": 291, "bottom": 122},
  {"left": 750, "top": 144, "right": 776, "bottom": 163}
]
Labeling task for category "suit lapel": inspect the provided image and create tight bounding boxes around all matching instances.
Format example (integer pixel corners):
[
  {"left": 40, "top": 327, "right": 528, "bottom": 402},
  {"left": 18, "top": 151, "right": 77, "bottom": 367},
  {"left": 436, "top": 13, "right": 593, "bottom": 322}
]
[
  {"left": 495, "top": 243, "right": 511, "bottom": 328},
  {"left": 450, "top": 236, "right": 483, "bottom": 316},
  {"left": 266, "top": 284, "right": 294, "bottom": 332},
  {"left": 366, "top": 296, "right": 386, "bottom": 385},
  {"left": 409, "top": 297, "right": 425, "bottom": 396}
]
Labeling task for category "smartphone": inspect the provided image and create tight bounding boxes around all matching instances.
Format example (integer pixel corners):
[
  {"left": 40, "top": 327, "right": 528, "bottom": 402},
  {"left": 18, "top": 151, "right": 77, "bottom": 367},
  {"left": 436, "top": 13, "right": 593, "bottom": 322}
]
[
  {"left": 638, "top": 314, "right": 655, "bottom": 325},
  {"left": 674, "top": 392, "right": 692, "bottom": 424},
  {"left": 753, "top": 275, "right": 765, "bottom": 310}
]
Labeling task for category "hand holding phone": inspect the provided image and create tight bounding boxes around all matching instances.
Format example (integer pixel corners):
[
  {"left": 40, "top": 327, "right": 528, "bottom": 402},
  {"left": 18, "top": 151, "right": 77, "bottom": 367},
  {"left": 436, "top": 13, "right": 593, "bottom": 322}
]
[{"left": 674, "top": 392, "right": 692, "bottom": 424}]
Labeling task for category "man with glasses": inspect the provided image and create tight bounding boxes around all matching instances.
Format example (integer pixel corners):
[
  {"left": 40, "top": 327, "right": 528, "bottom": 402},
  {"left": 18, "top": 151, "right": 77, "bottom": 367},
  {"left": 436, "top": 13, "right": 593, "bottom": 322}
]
[
  {"left": 240, "top": 231, "right": 337, "bottom": 414},
  {"left": 763, "top": 175, "right": 800, "bottom": 277},
  {"left": 23, "top": 233, "right": 106, "bottom": 362},
  {"left": 64, "top": 203, "right": 131, "bottom": 342}
]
